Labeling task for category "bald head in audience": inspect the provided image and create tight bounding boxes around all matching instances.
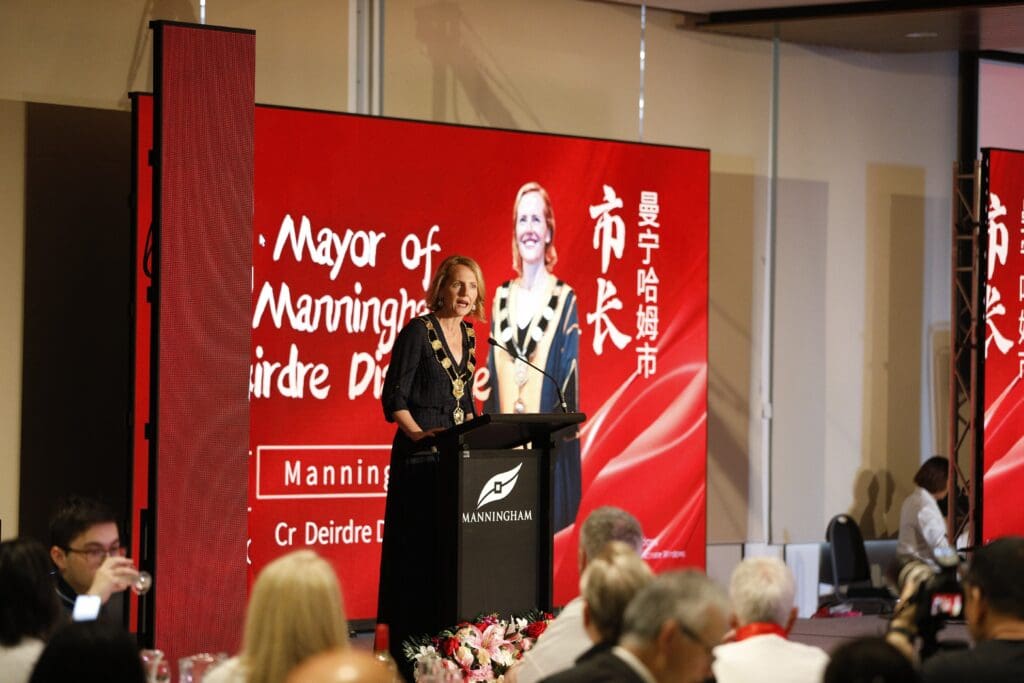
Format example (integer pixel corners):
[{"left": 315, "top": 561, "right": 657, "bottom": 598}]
[{"left": 286, "top": 648, "right": 392, "bottom": 683}]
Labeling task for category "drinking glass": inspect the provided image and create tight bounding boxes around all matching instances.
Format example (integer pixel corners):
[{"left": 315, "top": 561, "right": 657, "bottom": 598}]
[
  {"left": 178, "top": 652, "right": 227, "bottom": 683},
  {"left": 131, "top": 569, "right": 153, "bottom": 595},
  {"left": 140, "top": 649, "right": 164, "bottom": 683}
]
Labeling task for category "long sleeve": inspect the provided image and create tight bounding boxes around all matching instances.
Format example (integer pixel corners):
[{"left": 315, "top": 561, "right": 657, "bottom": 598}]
[
  {"left": 897, "top": 487, "right": 951, "bottom": 568},
  {"left": 381, "top": 320, "right": 425, "bottom": 422},
  {"left": 918, "top": 497, "right": 952, "bottom": 555}
]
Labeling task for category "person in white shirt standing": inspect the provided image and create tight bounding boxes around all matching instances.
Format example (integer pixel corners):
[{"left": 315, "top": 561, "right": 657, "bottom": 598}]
[
  {"left": 713, "top": 557, "right": 829, "bottom": 683},
  {"left": 896, "top": 456, "right": 952, "bottom": 570}
]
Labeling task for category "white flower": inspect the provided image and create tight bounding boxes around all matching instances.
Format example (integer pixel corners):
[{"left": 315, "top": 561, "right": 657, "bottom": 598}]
[
  {"left": 415, "top": 645, "right": 438, "bottom": 660},
  {"left": 492, "top": 647, "right": 515, "bottom": 668},
  {"left": 456, "top": 646, "right": 474, "bottom": 668}
]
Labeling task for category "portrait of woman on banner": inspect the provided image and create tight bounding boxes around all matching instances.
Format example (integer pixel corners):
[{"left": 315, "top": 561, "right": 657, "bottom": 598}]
[{"left": 486, "top": 181, "right": 581, "bottom": 533}]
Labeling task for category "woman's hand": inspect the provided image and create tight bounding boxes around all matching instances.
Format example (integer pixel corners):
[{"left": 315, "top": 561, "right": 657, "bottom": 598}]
[{"left": 409, "top": 427, "right": 444, "bottom": 442}]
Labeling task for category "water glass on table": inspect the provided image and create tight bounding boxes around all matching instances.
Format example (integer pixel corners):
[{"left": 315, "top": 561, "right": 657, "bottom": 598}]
[
  {"left": 178, "top": 652, "right": 227, "bottom": 683},
  {"left": 140, "top": 649, "right": 170, "bottom": 683}
]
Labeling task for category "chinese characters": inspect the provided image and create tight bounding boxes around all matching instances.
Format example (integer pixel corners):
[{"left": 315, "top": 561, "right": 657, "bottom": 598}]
[{"left": 584, "top": 186, "right": 663, "bottom": 379}]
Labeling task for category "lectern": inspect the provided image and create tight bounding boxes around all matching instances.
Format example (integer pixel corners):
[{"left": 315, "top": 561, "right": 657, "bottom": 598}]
[{"left": 383, "top": 412, "right": 584, "bottom": 657}]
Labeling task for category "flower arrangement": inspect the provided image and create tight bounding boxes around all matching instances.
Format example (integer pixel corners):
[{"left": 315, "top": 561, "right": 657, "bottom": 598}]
[{"left": 403, "top": 611, "right": 553, "bottom": 681}]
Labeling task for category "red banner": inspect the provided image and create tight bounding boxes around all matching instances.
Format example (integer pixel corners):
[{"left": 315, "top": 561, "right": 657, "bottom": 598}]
[
  {"left": 983, "top": 148, "right": 1024, "bottom": 542},
  {"left": 250, "top": 109, "right": 708, "bottom": 618}
]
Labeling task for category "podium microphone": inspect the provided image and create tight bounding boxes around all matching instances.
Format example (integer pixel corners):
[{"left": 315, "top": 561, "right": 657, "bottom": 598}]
[{"left": 487, "top": 336, "right": 569, "bottom": 413}]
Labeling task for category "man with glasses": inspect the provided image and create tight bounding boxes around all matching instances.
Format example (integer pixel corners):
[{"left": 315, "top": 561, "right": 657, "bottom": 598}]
[
  {"left": 540, "top": 571, "right": 729, "bottom": 683},
  {"left": 48, "top": 496, "right": 136, "bottom": 626}
]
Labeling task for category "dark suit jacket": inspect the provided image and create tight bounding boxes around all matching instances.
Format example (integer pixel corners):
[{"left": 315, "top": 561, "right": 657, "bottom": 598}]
[{"left": 539, "top": 649, "right": 648, "bottom": 683}]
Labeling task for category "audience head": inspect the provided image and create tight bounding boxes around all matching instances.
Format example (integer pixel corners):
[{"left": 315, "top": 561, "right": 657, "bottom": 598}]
[
  {"left": 823, "top": 636, "right": 919, "bottom": 683},
  {"left": 285, "top": 648, "right": 393, "bottom": 683},
  {"left": 48, "top": 495, "right": 121, "bottom": 594},
  {"left": 0, "top": 538, "right": 62, "bottom": 646},
  {"left": 913, "top": 456, "right": 949, "bottom": 497},
  {"left": 28, "top": 621, "right": 146, "bottom": 683},
  {"left": 240, "top": 549, "right": 349, "bottom": 683},
  {"left": 620, "top": 570, "right": 730, "bottom": 683},
  {"left": 962, "top": 536, "right": 1024, "bottom": 640},
  {"left": 579, "top": 540, "right": 653, "bottom": 645},
  {"left": 578, "top": 506, "right": 643, "bottom": 571},
  {"left": 728, "top": 556, "right": 796, "bottom": 630}
]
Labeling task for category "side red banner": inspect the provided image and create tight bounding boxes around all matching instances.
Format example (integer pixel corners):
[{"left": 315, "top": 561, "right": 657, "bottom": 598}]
[{"left": 983, "top": 148, "right": 1024, "bottom": 542}]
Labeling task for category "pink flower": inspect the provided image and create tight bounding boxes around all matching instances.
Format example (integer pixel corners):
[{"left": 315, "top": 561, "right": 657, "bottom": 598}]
[
  {"left": 479, "top": 624, "right": 506, "bottom": 653},
  {"left": 458, "top": 625, "right": 483, "bottom": 649},
  {"left": 467, "top": 663, "right": 493, "bottom": 681}
]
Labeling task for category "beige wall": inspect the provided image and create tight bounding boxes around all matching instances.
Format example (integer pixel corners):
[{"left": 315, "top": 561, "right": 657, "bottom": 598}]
[
  {"left": 0, "top": 0, "right": 349, "bottom": 538},
  {"left": 0, "top": 0, "right": 957, "bottom": 544},
  {"left": 0, "top": 1, "right": 348, "bottom": 112},
  {"left": 0, "top": 100, "right": 25, "bottom": 538}
]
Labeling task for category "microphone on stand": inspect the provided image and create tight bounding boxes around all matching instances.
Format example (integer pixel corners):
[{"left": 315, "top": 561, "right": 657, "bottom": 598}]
[{"left": 487, "top": 336, "right": 569, "bottom": 413}]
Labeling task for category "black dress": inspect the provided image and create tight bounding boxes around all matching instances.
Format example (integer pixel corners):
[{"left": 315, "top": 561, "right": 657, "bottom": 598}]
[{"left": 377, "top": 313, "right": 476, "bottom": 669}]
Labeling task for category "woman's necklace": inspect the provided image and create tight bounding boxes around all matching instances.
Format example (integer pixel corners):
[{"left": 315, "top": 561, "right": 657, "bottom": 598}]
[
  {"left": 423, "top": 317, "right": 476, "bottom": 425},
  {"left": 494, "top": 278, "right": 564, "bottom": 413}
]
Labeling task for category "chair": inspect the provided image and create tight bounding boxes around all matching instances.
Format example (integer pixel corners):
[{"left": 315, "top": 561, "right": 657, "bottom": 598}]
[{"left": 822, "top": 514, "right": 895, "bottom": 614}]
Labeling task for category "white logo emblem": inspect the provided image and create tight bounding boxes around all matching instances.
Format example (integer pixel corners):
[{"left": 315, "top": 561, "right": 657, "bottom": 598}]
[{"left": 476, "top": 463, "right": 523, "bottom": 510}]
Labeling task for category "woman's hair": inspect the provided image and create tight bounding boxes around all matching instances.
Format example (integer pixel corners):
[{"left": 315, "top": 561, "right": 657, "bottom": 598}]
[
  {"left": 425, "top": 254, "right": 487, "bottom": 321},
  {"left": 239, "top": 550, "right": 349, "bottom": 683},
  {"left": 823, "top": 637, "right": 919, "bottom": 683},
  {"left": 913, "top": 456, "right": 949, "bottom": 495},
  {"left": 28, "top": 621, "right": 146, "bottom": 683},
  {"left": 579, "top": 541, "right": 653, "bottom": 643},
  {"left": 512, "top": 181, "right": 558, "bottom": 274},
  {"left": 0, "top": 538, "right": 62, "bottom": 646}
]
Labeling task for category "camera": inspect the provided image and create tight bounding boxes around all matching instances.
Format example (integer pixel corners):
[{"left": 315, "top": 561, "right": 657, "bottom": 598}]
[{"left": 896, "top": 548, "right": 967, "bottom": 658}]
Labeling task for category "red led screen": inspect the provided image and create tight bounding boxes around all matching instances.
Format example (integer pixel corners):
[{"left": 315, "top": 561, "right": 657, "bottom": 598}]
[
  {"left": 152, "top": 23, "right": 252, "bottom": 660},
  {"left": 129, "top": 92, "right": 153, "bottom": 635},
  {"left": 982, "top": 148, "right": 1024, "bottom": 542},
  {"left": 250, "top": 109, "right": 710, "bottom": 617}
]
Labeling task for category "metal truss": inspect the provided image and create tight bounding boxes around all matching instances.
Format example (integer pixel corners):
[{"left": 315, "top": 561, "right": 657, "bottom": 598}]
[{"left": 948, "top": 160, "right": 983, "bottom": 546}]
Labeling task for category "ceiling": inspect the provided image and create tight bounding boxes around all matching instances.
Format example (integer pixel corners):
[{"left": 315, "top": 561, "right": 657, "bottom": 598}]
[{"left": 603, "top": 1, "right": 1024, "bottom": 53}]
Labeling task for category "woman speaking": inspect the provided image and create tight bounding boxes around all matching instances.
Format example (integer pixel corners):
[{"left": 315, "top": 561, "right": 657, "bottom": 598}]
[{"left": 377, "top": 254, "right": 486, "bottom": 670}]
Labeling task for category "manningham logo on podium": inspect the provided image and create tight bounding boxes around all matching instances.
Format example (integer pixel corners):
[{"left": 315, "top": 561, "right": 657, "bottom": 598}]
[{"left": 462, "top": 462, "right": 533, "bottom": 524}]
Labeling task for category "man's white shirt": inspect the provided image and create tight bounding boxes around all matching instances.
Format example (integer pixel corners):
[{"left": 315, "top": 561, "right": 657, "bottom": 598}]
[
  {"left": 712, "top": 634, "right": 829, "bottom": 683},
  {"left": 513, "top": 597, "right": 590, "bottom": 683}
]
